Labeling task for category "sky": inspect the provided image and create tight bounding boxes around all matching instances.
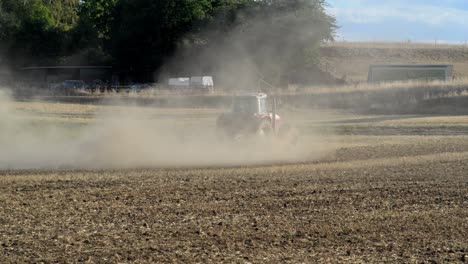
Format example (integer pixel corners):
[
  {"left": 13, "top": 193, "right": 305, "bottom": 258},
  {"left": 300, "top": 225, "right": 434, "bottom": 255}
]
[{"left": 326, "top": 0, "right": 468, "bottom": 44}]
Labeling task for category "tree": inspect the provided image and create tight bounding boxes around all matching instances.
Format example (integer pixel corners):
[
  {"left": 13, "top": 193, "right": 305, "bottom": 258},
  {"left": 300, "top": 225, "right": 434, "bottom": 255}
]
[
  {"left": 43, "top": 0, "right": 80, "bottom": 31},
  {"left": 0, "top": 0, "right": 60, "bottom": 65},
  {"left": 0, "top": 0, "right": 18, "bottom": 42},
  {"left": 1, "top": 0, "right": 336, "bottom": 84},
  {"left": 110, "top": 0, "right": 219, "bottom": 77},
  {"left": 78, "top": 0, "right": 118, "bottom": 39},
  {"left": 1, "top": 0, "right": 96, "bottom": 66}
]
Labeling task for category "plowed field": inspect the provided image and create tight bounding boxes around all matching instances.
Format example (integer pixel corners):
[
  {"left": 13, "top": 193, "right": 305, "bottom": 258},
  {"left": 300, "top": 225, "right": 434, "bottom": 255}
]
[{"left": 0, "top": 102, "right": 467, "bottom": 263}]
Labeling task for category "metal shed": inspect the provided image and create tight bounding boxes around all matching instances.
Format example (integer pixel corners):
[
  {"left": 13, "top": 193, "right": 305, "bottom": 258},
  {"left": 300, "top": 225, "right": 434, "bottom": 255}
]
[{"left": 368, "top": 65, "right": 453, "bottom": 83}]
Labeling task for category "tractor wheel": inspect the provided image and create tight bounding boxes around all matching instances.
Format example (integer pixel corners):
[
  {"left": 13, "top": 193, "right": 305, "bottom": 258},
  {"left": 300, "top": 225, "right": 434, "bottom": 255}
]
[{"left": 257, "top": 119, "right": 273, "bottom": 138}]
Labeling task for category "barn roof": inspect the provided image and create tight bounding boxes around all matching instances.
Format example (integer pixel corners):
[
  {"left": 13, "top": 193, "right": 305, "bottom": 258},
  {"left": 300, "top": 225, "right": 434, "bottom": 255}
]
[{"left": 20, "top": 66, "right": 112, "bottom": 70}]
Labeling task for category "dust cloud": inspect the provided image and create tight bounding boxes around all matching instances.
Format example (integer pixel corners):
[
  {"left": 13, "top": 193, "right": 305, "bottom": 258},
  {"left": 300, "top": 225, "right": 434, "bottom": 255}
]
[
  {"left": 160, "top": 3, "right": 332, "bottom": 89},
  {"left": 0, "top": 89, "right": 330, "bottom": 170},
  {"left": 0, "top": 3, "right": 337, "bottom": 169}
]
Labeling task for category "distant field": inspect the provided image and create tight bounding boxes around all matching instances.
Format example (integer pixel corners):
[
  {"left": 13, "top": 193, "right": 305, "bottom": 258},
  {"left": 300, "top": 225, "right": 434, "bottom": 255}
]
[
  {"left": 0, "top": 101, "right": 467, "bottom": 262},
  {"left": 9, "top": 101, "right": 468, "bottom": 136},
  {"left": 19, "top": 78, "right": 468, "bottom": 117},
  {"left": 320, "top": 42, "right": 468, "bottom": 82}
]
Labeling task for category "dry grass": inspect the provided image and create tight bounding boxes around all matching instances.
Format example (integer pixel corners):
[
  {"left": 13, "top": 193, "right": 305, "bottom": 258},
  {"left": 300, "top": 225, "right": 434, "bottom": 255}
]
[
  {"left": 8, "top": 100, "right": 468, "bottom": 135},
  {"left": 50, "top": 80, "right": 468, "bottom": 97},
  {"left": 27, "top": 80, "right": 468, "bottom": 116},
  {"left": 279, "top": 81, "right": 468, "bottom": 115},
  {"left": 0, "top": 102, "right": 467, "bottom": 263}
]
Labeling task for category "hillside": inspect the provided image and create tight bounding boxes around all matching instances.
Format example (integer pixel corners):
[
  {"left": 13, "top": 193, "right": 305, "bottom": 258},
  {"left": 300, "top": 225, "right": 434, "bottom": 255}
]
[{"left": 320, "top": 42, "right": 468, "bottom": 83}]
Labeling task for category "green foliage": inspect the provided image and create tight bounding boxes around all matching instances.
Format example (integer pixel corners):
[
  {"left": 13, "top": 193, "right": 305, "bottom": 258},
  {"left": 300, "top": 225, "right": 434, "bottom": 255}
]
[
  {"left": 1, "top": 0, "right": 336, "bottom": 85},
  {"left": 0, "top": 1, "right": 16, "bottom": 41},
  {"left": 79, "top": 0, "right": 118, "bottom": 38},
  {"left": 43, "top": 0, "right": 80, "bottom": 31},
  {"left": 0, "top": 0, "right": 57, "bottom": 64},
  {"left": 110, "top": 0, "right": 220, "bottom": 70}
]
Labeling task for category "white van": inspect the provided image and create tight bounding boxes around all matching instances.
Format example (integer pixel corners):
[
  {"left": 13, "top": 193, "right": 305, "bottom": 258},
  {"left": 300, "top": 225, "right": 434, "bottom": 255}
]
[
  {"left": 168, "top": 77, "right": 190, "bottom": 88},
  {"left": 190, "top": 76, "right": 214, "bottom": 93}
]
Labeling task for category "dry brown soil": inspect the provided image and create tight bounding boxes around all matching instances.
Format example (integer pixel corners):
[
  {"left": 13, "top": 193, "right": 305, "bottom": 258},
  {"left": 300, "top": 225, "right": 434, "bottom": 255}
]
[{"left": 0, "top": 102, "right": 467, "bottom": 263}]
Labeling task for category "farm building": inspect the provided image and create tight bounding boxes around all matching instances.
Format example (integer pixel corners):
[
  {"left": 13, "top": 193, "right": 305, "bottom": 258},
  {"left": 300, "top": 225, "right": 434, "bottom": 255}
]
[{"left": 368, "top": 65, "right": 453, "bottom": 83}]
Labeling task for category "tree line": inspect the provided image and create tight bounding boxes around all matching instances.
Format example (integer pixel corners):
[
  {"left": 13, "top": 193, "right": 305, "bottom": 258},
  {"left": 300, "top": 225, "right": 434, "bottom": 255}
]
[{"left": 0, "top": 0, "right": 335, "bottom": 84}]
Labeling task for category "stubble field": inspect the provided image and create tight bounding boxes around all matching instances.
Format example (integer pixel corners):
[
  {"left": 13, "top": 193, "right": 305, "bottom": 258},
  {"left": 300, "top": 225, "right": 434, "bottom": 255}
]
[{"left": 0, "top": 101, "right": 467, "bottom": 263}]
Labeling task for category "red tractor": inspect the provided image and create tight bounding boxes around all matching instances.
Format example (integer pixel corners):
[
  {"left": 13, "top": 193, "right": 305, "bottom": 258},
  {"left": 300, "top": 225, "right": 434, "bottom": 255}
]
[{"left": 216, "top": 93, "right": 297, "bottom": 144}]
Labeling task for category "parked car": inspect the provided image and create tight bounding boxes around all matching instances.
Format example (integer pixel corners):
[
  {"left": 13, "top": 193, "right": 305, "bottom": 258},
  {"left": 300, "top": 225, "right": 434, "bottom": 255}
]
[
  {"left": 61, "top": 80, "right": 89, "bottom": 90},
  {"left": 168, "top": 78, "right": 190, "bottom": 89},
  {"left": 130, "top": 83, "right": 151, "bottom": 93},
  {"left": 54, "top": 80, "right": 90, "bottom": 95}
]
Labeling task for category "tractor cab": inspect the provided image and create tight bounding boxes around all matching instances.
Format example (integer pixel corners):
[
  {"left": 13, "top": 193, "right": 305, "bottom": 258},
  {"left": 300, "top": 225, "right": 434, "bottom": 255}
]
[
  {"left": 232, "top": 93, "right": 268, "bottom": 115},
  {"left": 217, "top": 92, "right": 297, "bottom": 143}
]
